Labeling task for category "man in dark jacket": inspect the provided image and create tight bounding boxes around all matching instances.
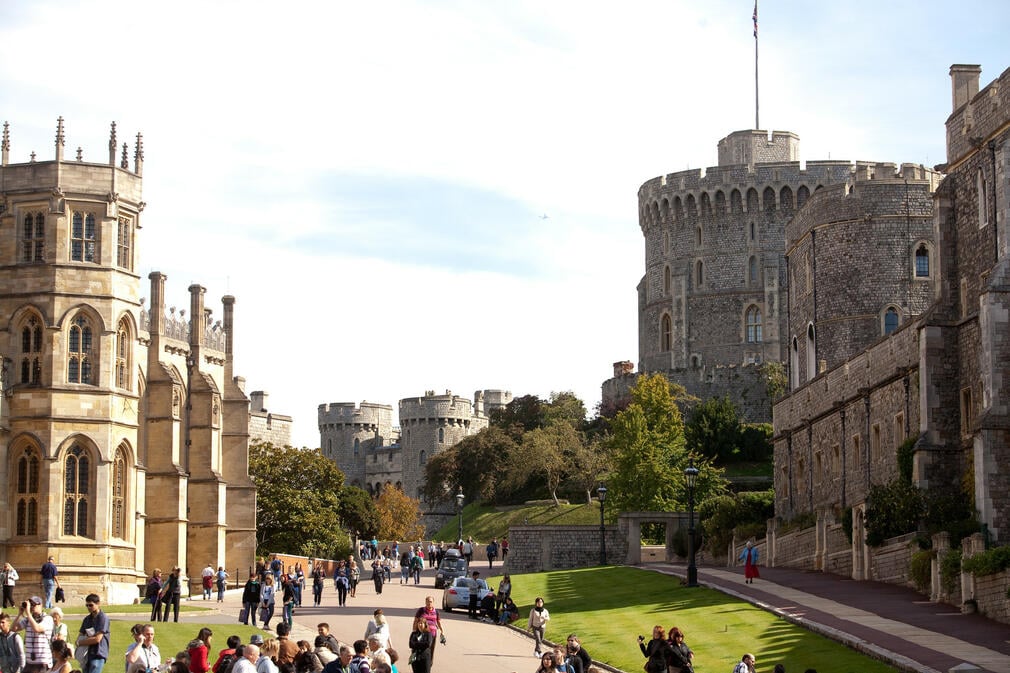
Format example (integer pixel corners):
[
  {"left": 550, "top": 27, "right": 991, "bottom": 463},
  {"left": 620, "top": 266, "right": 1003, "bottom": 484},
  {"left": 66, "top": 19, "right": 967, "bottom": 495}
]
[{"left": 241, "top": 577, "right": 261, "bottom": 626}]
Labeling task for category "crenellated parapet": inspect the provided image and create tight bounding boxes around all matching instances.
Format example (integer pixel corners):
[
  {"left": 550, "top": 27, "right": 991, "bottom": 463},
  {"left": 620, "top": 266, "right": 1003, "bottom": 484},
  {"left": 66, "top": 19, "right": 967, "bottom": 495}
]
[
  {"left": 399, "top": 391, "right": 477, "bottom": 424},
  {"left": 318, "top": 401, "right": 394, "bottom": 429}
]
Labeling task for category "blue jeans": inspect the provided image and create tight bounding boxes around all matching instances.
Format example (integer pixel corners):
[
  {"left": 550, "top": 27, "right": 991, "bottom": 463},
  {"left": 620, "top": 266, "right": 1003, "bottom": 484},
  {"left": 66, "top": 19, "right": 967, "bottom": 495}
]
[
  {"left": 243, "top": 602, "right": 258, "bottom": 626},
  {"left": 85, "top": 658, "right": 106, "bottom": 673},
  {"left": 262, "top": 603, "right": 275, "bottom": 628},
  {"left": 43, "top": 579, "right": 56, "bottom": 608}
]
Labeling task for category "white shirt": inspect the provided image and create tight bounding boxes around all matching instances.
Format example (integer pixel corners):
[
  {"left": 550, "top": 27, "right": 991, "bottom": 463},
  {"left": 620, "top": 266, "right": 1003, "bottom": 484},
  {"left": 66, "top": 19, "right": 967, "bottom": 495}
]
[
  {"left": 126, "top": 643, "right": 161, "bottom": 673},
  {"left": 232, "top": 658, "right": 256, "bottom": 673},
  {"left": 202, "top": 567, "right": 214, "bottom": 578}
]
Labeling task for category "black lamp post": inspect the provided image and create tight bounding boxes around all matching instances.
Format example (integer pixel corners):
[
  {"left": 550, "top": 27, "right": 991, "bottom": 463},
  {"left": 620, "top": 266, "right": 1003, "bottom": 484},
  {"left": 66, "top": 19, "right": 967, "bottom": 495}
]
[
  {"left": 455, "top": 486, "right": 464, "bottom": 543},
  {"left": 684, "top": 462, "right": 699, "bottom": 587},
  {"left": 597, "top": 483, "right": 608, "bottom": 565}
]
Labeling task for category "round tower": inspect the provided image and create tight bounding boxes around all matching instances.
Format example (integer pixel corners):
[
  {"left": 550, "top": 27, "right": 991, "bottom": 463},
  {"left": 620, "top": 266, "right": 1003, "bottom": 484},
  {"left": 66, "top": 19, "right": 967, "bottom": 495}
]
[
  {"left": 399, "top": 391, "right": 485, "bottom": 499},
  {"left": 317, "top": 401, "right": 394, "bottom": 490}
]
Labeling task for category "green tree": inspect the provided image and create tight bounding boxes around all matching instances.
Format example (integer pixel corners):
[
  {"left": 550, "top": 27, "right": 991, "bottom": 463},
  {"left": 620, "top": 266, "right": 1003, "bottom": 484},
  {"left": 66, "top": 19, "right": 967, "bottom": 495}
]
[
  {"left": 490, "top": 394, "right": 546, "bottom": 433},
  {"left": 513, "top": 421, "right": 583, "bottom": 506},
  {"left": 422, "top": 426, "right": 518, "bottom": 504},
  {"left": 248, "top": 441, "right": 348, "bottom": 558},
  {"left": 543, "top": 391, "right": 588, "bottom": 429},
  {"left": 338, "top": 486, "right": 380, "bottom": 538},
  {"left": 607, "top": 374, "right": 725, "bottom": 514},
  {"left": 685, "top": 396, "right": 743, "bottom": 464}
]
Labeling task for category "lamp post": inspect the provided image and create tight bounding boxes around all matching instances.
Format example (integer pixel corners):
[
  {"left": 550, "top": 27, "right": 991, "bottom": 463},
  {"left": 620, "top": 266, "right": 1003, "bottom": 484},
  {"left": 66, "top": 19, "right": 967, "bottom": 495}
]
[
  {"left": 597, "top": 483, "right": 608, "bottom": 566},
  {"left": 684, "top": 462, "right": 699, "bottom": 587},
  {"left": 455, "top": 486, "right": 464, "bottom": 543}
]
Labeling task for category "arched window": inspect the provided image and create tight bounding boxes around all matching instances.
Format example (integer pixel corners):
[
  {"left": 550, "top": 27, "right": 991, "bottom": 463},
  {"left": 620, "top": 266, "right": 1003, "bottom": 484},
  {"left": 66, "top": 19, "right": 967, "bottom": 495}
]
[
  {"left": 70, "top": 212, "right": 97, "bottom": 262},
  {"left": 64, "top": 444, "right": 91, "bottom": 537},
  {"left": 20, "top": 314, "right": 43, "bottom": 385},
  {"left": 746, "top": 306, "right": 763, "bottom": 343},
  {"left": 117, "top": 217, "right": 133, "bottom": 270},
  {"left": 978, "top": 169, "right": 988, "bottom": 228},
  {"left": 695, "top": 226, "right": 702, "bottom": 247},
  {"left": 326, "top": 438, "right": 332, "bottom": 455},
  {"left": 686, "top": 194, "right": 697, "bottom": 219},
  {"left": 763, "top": 186, "right": 776, "bottom": 212},
  {"left": 353, "top": 438, "right": 360, "bottom": 456},
  {"left": 661, "top": 314, "right": 672, "bottom": 352},
  {"left": 22, "top": 212, "right": 45, "bottom": 263},
  {"left": 111, "top": 445, "right": 128, "bottom": 539},
  {"left": 116, "top": 318, "right": 132, "bottom": 390},
  {"left": 883, "top": 307, "right": 900, "bottom": 335},
  {"left": 714, "top": 191, "right": 726, "bottom": 215},
  {"left": 663, "top": 266, "right": 671, "bottom": 296},
  {"left": 438, "top": 427, "right": 445, "bottom": 443},
  {"left": 806, "top": 323, "right": 817, "bottom": 380},
  {"left": 673, "top": 197, "right": 683, "bottom": 221},
  {"left": 15, "top": 445, "right": 40, "bottom": 536},
  {"left": 68, "top": 315, "right": 94, "bottom": 385},
  {"left": 730, "top": 190, "right": 743, "bottom": 213},
  {"left": 663, "top": 232, "right": 670, "bottom": 254},
  {"left": 700, "top": 192, "right": 711, "bottom": 217},
  {"left": 748, "top": 256, "right": 758, "bottom": 285},
  {"left": 790, "top": 337, "right": 800, "bottom": 389},
  {"left": 915, "top": 245, "right": 930, "bottom": 277},
  {"left": 695, "top": 260, "right": 704, "bottom": 287},
  {"left": 746, "top": 188, "right": 759, "bottom": 212},
  {"left": 419, "top": 450, "right": 426, "bottom": 466},
  {"left": 797, "top": 185, "right": 810, "bottom": 208},
  {"left": 780, "top": 186, "right": 794, "bottom": 211}
]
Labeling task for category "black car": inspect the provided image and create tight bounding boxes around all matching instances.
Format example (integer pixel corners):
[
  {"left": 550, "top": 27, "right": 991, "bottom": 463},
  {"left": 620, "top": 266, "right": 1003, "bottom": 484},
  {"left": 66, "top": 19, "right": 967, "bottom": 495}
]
[{"left": 434, "top": 550, "right": 468, "bottom": 588}]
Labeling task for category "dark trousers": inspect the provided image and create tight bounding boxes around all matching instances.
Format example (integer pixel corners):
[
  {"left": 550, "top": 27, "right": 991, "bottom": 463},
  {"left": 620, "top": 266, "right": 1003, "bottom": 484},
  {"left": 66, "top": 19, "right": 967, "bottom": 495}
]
[
  {"left": 468, "top": 596, "right": 478, "bottom": 619},
  {"left": 160, "top": 593, "right": 180, "bottom": 622},
  {"left": 150, "top": 596, "right": 162, "bottom": 621},
  {"left": 336, "top": 584, "right": 348, "bottom": 606},
  {"left": 1, "top": 585, "right": 14, "bottom": 608}
]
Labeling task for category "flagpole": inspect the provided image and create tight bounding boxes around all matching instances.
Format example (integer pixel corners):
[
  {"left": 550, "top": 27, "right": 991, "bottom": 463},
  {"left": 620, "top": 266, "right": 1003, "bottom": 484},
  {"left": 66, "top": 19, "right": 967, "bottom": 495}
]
[{"left": 754, "top": 0, "right": 760, "bottom": 129}]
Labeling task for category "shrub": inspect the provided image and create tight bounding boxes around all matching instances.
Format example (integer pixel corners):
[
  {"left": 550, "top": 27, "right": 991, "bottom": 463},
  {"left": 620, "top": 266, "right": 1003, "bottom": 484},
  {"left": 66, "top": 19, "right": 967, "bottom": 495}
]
[
  {"left": 909, "top": 549, "right": 935, "bottom": 593},
  {"left": 962, "top": 545, "right": 1010, "bottom": 577},
  {"left": 841, "top": 507, "right": 853, "bottom": 543},
  {"left": 864, "top": 479, "right": 925, "bottom": 546},
  {"left": 940, "top": 549, "right": 962, "bottom": 595},
  {"left": 699, "top": 490, "right": 773, "bottom": 554},
  {"left": 896, "top": 436, "right": 915, "bottom": 483}
]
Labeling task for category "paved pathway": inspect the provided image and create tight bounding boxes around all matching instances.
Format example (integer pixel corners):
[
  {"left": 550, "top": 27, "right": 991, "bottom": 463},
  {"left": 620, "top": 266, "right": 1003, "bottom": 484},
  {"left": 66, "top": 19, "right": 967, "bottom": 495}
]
[{"left": 649, "top": 562, "right": 1010, "bottom": 673}]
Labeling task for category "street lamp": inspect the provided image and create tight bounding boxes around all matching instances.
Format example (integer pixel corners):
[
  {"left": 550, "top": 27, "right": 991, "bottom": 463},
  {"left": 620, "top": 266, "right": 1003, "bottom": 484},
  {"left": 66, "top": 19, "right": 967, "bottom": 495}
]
[
  {"left": 455, "top": 486, "right": 465, "bottom": 543},
  {"left": 597, "top": 483, "right": 608, "bottom": 565},
  {"left": 684, "top": 461, "right": 699, "bottom": 587}
]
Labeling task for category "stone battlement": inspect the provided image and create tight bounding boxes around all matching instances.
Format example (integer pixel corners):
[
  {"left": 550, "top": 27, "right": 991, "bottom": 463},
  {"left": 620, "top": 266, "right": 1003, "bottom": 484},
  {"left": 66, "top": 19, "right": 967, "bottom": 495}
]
[
  {"left": 399, "top": 391, "right": 475, "bottom": 422},
  {"left": 317, "top": 401, "right": 394, "bottom": 427}
]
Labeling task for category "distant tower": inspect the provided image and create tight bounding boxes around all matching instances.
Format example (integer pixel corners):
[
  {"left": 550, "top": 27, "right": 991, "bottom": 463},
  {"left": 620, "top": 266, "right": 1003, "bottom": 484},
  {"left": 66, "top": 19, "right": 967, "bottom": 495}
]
[{"left": 318, "top": 402, "right": 394, "bottom": 490}]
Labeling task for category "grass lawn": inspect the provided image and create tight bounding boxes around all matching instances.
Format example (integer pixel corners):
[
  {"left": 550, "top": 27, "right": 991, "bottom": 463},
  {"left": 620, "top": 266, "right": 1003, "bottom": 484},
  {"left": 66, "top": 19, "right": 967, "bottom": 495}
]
[
  {"left": 61, "top": 604, "right": 213, "bottom": 616},
  {"left": 64, "top": 617, "right": 266, "bottom": 665},
  {"left": 510, "top": 566, "right": 897, "bottom": 673},
  {"left": 433, "top": 502, "right": 605, "bottom": 541}
]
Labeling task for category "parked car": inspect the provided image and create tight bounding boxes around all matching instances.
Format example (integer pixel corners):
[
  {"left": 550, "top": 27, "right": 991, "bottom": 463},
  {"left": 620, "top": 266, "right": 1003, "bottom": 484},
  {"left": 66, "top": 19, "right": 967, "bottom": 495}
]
[
  {"left": 434, "top": 549, "right": 468, "bottom": 589},
  {"left": 442, "top": 576, "right": 492, "bottom": 611}
]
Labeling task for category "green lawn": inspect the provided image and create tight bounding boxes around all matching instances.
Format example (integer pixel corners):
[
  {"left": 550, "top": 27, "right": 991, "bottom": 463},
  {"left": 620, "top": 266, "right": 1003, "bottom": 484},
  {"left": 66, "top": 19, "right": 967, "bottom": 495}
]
[
  {"left": 510, "top": 566, "right": 897, "bottom": 673},
  {"left": 433, "top": 502, "right": 605, "bottom": 542},
  {"left": 61, "top": 604, "right": 213, "bottom": 616},
  {"left": 65, "top": 617, "right": 265, "bottom": 665}
]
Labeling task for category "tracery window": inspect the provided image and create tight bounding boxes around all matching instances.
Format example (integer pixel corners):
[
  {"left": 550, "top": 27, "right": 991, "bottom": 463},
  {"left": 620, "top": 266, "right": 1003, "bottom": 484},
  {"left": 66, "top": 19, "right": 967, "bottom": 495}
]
[
  {"left": 116, "top": 318, "right": 132, "bottom": 390},
  {"left": 15, "top": 446, "right": 40, "bottom": 536},
  {"left": 22, "top": 212, "right": 45, "bottom": 263},
  {"left": 746, "top": 306, "right": 763, "bottom": 343},
  {"left": 68, "top": 315, "right": 94, "bottom": 385},
  {"left": 661, "top": 314, "right": 672, "bottom": 352},
  {"left": 64, "top": 444, "right": 91, "bottom": 537},
  {"left": 70, "top": 212, "right": 97, "bottom": 262},
  {"left": 117, "top": 217, "right": 133, "bottom": 270},
  {"left": 21, "top": 315, "right": 43, "bottom": 385},
  {"left": 111, "top": 446, "right": 128, "bottom": 539}
]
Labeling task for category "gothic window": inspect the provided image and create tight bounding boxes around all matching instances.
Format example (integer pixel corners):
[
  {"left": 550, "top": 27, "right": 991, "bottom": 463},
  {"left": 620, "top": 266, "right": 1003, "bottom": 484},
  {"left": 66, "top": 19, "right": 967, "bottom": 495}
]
[
  {"left": 15, "top": 446, "right": 40, "bottom": 536},
  {"left": 663, "top": 232, "right": 670, "bottom": 254},
  {"left": 68, "top": 315, "right": 94, "bottom": 385},
  {"left": 790, "top": 337, "right": 800, "bottom": 389},
  {"left": 116, "top": 318, "right": 132, "bottom": 390},
  {"left": 748, "top": 256, "right": 758, "bottom": 285},
  {"left": 806, "top": 323, "right": 817, "bottom": 380},
  {"left": 714, "top": 190, "right": 726, "bottom": 215},
  {"left": 780, "top": 186, "right": 794, "bottom": 211},
  {"left": 978, "top": 169, "right": 988, "bottom": 228},
  {"left": 673, "top": 197, "right": 683, "bottom": 221},
  {"left": 695, "top": 226, "right": 702, "bottom": 247},
  {"left": 797, "top": 185, "right": 810, "bottom": 208},
  {"left": 746, "top": 188, "right": 759, "bottom": 212},
  {"left": 64, "top": 444, "right": 91, "bottom": 537},
  {"left": 700, "top": 192, "right": 711, "bottom": 217},
  {"left": 730, "top": 189, "right": 742, "bottom": 213},
  {"left": 883, "top": 307, "right": 899, "bottom": 335},
  {"left": 686, "top": 194, "right": 697, "bottom": 219},
  {"left": 70, "top": 212, "right": 97, "bottom": 262},
  {"left": 663, "top": 265, "right": 671, "bottom": 296},
  {"left": 695, "top": 260, "right": 703, "bottom": 287},
  {"left": 21, "top": 212, "right": 45, "bottom": 263},
  {"left": 111, "top": 445, "right": 128, "bottom": 539},
  {"left": 353, "top": 438, "right": 360, "bottom": 456},
  {"left": 117, "top": 217, "right": 133, "bottom": 270},
  {"left": 661, "top": 314, "right": 672, "bottom": 352},
  {"left": 914, "top": 245, "right": 930, "bottom": 277},
  {"left": 20, "top": 315, "right": 43, "bottom": 385},
  {"left": 438, "top": 427, "right": 445, "bottom": 443},
  {"left": 749, "top": 222, "right": 755, "bottom": 241},
  {"left": 763, "top": 186, "right": 776, "bottom": 212},
  {"left": 745, "top": 306, "right": 763, "bottom": 343}
]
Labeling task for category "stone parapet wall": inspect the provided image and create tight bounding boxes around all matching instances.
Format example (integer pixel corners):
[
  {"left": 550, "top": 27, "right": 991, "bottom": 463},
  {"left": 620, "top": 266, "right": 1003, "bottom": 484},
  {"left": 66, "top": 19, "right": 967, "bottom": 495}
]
[
  {"left": 970, "top": 568, "right": 1010, "bottom": 623},
  {"left": 869, "top": 532, "right": 917, "bottom": 587},
  {"left": 503, "top": 526, "right": 626, "bottom": 574}
]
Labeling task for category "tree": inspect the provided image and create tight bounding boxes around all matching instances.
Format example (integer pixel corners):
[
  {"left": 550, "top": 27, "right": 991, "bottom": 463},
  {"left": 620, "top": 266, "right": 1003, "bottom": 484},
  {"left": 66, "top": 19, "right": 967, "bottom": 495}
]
[
  {"left": 685, "top": 396, "right": 744, "bottom": 464},
  {"left": 543, "top": 391, "right": 588, "bottom": 429},
  {"left": 606, "top": 374, "right": 724, "bottom": 514},
  {"left": 490, "top": 394, "right": 546, "bottom": 433},
  {"left": 338, "top": 486, "right": 380, "bottom": 538},
  {"left": 374, "top": 486, "right": 425, "bottom": 541},
  {"left": 512, "top": 421, "right": 582, "bottom": 506},
  {"left": 422, "top": 426, "right": 518, "bottom": 504},
  {"left": 248, "top": 441, "right": 348, "bottom": 558}
]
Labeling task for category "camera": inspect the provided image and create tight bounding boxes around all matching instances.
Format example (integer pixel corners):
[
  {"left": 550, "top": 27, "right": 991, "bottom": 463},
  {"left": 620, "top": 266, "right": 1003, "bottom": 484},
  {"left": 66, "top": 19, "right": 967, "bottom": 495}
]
[{"left": 638, "top": 635, "right": 645, "bottom": 642}]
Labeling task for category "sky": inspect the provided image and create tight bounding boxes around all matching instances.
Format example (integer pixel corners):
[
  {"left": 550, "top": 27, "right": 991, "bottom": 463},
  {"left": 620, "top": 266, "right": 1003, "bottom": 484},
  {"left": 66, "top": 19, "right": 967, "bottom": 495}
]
[{"left": 1, "top": 1, "right": 1007, "bottom": 449}]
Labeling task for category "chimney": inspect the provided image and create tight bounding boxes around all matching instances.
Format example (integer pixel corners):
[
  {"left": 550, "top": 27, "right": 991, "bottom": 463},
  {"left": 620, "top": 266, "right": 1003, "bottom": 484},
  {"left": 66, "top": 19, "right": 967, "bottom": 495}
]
[
  {"left": 148, "top": 272, "right": 167, "bottom": 335},
  {"left": 950, "top": 64, "right": 982, "bottom": 112},
  {"left": 250, "top": 391, "right": 267, "bottom": 412},
  {"left": 222, "top": 295, "right": 235, "bottom": 382}
]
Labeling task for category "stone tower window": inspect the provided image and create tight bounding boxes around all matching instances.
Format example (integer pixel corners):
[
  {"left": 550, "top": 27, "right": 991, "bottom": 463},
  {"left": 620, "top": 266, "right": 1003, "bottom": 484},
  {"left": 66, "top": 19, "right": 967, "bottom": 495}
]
[
  {"left": 15, "top": 445, "right": 40, "bottom": 536},
  {"left": 70, "top": 211, "right": 97, "bottom": 262},
  {"left": 663, "top": 265, "right": 671, "bottom": 296},
  {"left": 663, "top": 232, "right": 670, "bottom": 254},
  {"left": 806, "top": 324, "right": 816, "bottom": 381},
  {"left": 978, "top": 169, "right": 988, "bottom": 228},
  {"left": 695, "top": 260, "right": 704, "bottom": 287},
  {"left": 68, "top": 314, "right": 95, "bottom": 385},
  {"left": 748, "top": 256, "right": 758, "bottom": 285},
  {"left": 20, "top": 314, "right": 43, "bottom": 385},
  {"left": 64, "top": 444, "right": 91, "bottom": 537},
  {"left": 763, "top": 187, "right": 776, "bottom": 212},
  {"left": 780, "top": 186, "right": 794, "bottom": 211},
  {"left": 914, "top": 244, "right": 931, "bottom": 278},
  {"left": 354, "top": 438, "right": 360, "bottom": 456},
  {"left": 790, "top": 337, "right": 800, "bottom": 389},
  {"left": 438, "top": 427, "right": 445, "bottom": 443},
  {"left": 731, "top": 189, "right": 742, "bottom": 214},
  {"left": 695, "top": 227, "right": 702, "bottom": 247},
  {"left": 117, "top": 217, "right": 133, "bottom": 270},
  {"left": 111, "top": 445, "right": 128, "bottom": 539},
  {"left": 749, "top": 222, "right": 755, "bottom": 241},
  {"left": 883, "top": 307, "right": 899, "bottom": 335},
  {"left": 21, "top": 212, "right": 45, "bottom": 263},
  {"left": 116, "top": 317, "right": 132, "bottom": 390},
  {"left": 419, "top": 450, "right": 426, "bottom": 466},
  {"left": 660, "top": 314, "right": 672, "bottom": 352},
  {"left": 745, "top": 306, "right": 763, "bottom": 343},
  {"left": 797, "top": 185, "right": 810, "bottom": 208}
]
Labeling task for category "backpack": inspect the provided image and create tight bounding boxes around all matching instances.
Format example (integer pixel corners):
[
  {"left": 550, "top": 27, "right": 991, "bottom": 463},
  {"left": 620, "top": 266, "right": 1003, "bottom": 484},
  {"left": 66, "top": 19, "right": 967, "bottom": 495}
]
[{"left": 218, "top": 653, "right": 236, "bottom": 673}]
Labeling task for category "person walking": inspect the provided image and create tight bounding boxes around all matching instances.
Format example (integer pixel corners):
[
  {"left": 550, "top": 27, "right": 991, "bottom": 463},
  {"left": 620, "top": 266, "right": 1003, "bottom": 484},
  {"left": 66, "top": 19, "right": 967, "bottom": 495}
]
[
  {"left": 215, "top": 567, "right": 229, "bottom": 603},
  {"left": 145, "top": 570, "right": 163, "bottom": 622},
  {"left": 260, "top": 575, "right": 276, "bottom": 631},
  {"left": 370, "top": 561, "right": 382, "bottom": 596},
  {"left": 739, "top": 541, "right": 760, "bottom": 584},
  {"left": 159, "top": 568, "right": 182, "bottom": 623},
  {"left": 412, "top": 598, "right": 444, "bottom": 666},
  {"left": 363, "top": 610, "right": 391, "bottom": 651},
  {"left": 76, "top": 594, "right": 110, "bottom": 673},
  {"left": 201, "top": 565, "right": 215, "bottom": 601},
  {"left": 40, "top": 558, "right": 58, "bottom": 610},
  {"left": 241, "top": 576, "right": 261, "bottom": 627},
  {"left": 1, "top": 564, "right": 18, "bottom": 609},
  {"left": 406, "top": 617, "right": 431, "bottom": 673},
  {"left": 334, "top": 571, "right": 349, "bottom": 608},
  {"left": 667, "top": 628, "right": 694, "bottom": 673},
  {"left": 527, "top": 597, "right": 550, "bottom": 658}
]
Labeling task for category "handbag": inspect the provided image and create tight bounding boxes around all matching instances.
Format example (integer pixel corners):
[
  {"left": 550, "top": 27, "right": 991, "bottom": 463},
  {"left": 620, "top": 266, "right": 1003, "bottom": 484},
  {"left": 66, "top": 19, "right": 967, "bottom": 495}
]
[
  {"left": 55, "top": 587, "right": 65, "bottom": 603},
  {"left": 239, "top": 606, "right": 249, "bottom": 623},
  {"left": 75, "top": 645, "right": 91, "bottom": 666},
  {"left": 259, "top": 606, "right": 270, "bottom": 622}
]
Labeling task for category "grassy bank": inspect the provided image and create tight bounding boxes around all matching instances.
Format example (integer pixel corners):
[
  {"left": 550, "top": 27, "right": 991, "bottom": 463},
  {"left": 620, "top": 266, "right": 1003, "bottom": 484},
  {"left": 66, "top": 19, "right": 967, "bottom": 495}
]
[
  {"left": 509, "top": 566, "right": 896, "bottom": 673},
  {"left": 433, "top": 502, "right": 604, "bottom": 541}
]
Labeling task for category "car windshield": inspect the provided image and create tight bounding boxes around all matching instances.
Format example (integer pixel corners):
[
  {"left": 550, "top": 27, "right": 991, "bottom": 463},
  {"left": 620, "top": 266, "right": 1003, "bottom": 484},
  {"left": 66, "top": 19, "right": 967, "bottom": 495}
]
[{"left": 440, "top": 559, "right": 466, "bottom": 571}]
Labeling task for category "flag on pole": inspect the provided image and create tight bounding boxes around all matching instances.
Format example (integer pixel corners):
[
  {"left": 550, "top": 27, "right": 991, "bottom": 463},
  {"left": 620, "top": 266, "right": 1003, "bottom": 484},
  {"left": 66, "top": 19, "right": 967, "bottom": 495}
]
[{"left": 753, "top": 0, "right": 758, "bottom": 38}]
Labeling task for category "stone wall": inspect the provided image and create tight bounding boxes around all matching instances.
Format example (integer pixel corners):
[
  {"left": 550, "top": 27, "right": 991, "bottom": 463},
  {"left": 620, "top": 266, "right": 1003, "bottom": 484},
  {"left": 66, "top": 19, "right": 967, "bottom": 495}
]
[
  {"left": 868, "top": 532, "right": 917, "bottom": 588},
  {"left": 503, "top": 526, "right": 626, "bottom": 574}
]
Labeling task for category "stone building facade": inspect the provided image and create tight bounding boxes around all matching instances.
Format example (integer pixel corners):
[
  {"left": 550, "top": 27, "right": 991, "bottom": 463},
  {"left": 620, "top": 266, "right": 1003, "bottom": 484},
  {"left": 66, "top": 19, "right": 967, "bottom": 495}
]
[
  {"left": 248, "top": 391, "right": 293, "bottom": 447},
  {"left": 604, "top": 130, "right": 936, "bottom": 422},
  {"left": 773, "top": 64, "right": 1010, "bottom": 548},
  {"left": 0, "top": 120, "right": 256, "bottom": 603},
  {"left": 318, "top": 389, "right": 512, "bottom": 500}
]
